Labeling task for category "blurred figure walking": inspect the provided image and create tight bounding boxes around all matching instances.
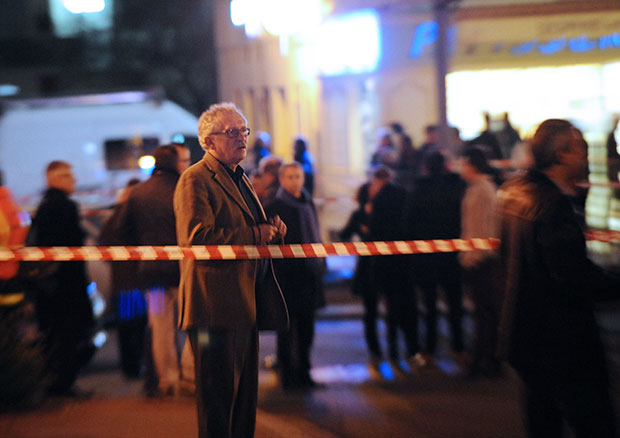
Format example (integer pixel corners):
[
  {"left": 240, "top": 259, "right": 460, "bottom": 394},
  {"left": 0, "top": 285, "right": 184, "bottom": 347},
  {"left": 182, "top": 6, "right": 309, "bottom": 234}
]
[
  {"left": 407, "top": 153, "right": 466, "bottom": 368},
  {"left": 498, "top": 119, "right": 620, "bottom": 437},
  {"left": 266, "top": 162, "right": 325, "bottom": 389},
  {"left": 369, "top": 167, "right": 418, "bottom": 369},
  {"left": 293, "top": 136, "right": 316, "bottom": 196},
  {"left": 28, "top": 161, "right": 95, "bottom": 395},
  {"left": 339, "top": 175, "right": 382, "bottom": 367},
  {"left": 110, "top": 145, "right": 194, "bottom": 397},
  {"left": 459, "top": 148, "right": 502, "bottom": 378},
  {"left": 99, "top": 178, "right": 145, "bottom": 379}
]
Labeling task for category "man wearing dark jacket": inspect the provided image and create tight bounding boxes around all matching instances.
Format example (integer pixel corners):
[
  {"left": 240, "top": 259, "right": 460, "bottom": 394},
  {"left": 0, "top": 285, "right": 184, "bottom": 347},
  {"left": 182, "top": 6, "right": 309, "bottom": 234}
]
[
  {"left": 407, "top": 152, "right": 466, "bottom": 367},
  {"left": 498, "top": 119, "right": 620, "bottom": 437},
  {"left": 113, "top": 145, "right": 193, "bottom": 396},
  {"left": 266, "top": 162, "right": 324, "bottom": 389},
  {"left": 368, "top": 166, "right": 419, "bottom": 367},
  {"left": 30, "top": 161, "right": 95, "bottom": 395}
]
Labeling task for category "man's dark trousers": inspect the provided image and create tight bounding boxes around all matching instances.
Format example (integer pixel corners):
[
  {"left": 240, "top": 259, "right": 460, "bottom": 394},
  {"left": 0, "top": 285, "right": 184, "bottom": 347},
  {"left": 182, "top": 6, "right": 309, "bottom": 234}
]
[{"left": 189, "top": 326, "right": 258, "bottom": 438}]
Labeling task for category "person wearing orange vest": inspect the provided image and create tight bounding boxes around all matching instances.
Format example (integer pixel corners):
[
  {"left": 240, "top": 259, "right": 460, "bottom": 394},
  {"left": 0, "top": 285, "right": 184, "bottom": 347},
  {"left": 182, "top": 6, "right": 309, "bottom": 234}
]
[{"left": 0, "top": 171, "right": 31, "bottom": 307}]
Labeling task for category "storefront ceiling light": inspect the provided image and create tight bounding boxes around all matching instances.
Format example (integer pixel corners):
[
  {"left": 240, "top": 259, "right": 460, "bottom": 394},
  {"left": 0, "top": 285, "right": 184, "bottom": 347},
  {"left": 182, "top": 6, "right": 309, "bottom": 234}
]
[
  {"left": 63, "top": 0, "right": 105, "bottom": 14},
  {"left": 230, "top": 0, "right": 324, "bottom": 41},
  {"left": 315, "top": 9, "right": 381, "bottom": 76}
]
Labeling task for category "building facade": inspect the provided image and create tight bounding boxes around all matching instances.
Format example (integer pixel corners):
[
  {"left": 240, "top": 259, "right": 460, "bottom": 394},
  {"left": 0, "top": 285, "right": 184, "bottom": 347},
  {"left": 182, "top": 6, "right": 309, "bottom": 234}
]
[{"left": 213, "top": 0, "right": 620, "bottom": 212}]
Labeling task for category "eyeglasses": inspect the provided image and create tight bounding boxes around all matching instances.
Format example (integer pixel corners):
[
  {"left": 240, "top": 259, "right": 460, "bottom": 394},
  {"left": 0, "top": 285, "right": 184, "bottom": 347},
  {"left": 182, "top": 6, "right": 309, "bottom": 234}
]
[{"left": 211, "top": 127, "right": 251, "bottom": 138}]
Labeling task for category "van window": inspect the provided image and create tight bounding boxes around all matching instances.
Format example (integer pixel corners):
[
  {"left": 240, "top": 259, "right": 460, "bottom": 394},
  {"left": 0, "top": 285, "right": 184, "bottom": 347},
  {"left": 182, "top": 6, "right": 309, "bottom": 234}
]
[
  {"left": 173, "top": 134, "right": 204, "bottom": 165},
  {"left": 104, "top": 137, "right": 159, "bottom": 170}
]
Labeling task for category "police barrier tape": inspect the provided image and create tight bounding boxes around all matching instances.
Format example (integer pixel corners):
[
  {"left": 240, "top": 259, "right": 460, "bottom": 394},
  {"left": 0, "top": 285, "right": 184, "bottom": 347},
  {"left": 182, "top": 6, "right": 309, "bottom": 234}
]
[{"left": 0, "top": 230, "right": 619, "bottom": 261}]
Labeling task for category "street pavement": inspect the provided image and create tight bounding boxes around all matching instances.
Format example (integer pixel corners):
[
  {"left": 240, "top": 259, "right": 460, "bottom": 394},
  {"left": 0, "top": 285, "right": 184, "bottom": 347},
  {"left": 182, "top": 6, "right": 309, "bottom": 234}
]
[{"left": 3, "top": 268, "right": 620, "bottom": 437}]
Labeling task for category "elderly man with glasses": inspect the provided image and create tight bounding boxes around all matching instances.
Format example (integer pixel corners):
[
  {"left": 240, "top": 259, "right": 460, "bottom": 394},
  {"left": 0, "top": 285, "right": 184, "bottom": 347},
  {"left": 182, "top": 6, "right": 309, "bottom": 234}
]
[{"left": 174, "top": 102, "right": 288, "bottom": 438}]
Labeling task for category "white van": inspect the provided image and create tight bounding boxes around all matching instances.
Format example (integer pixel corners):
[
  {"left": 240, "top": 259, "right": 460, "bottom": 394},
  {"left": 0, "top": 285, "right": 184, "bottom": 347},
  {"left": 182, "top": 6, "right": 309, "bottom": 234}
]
[{"left": 0, "top": 89, "right": 203, "bottom": 209}]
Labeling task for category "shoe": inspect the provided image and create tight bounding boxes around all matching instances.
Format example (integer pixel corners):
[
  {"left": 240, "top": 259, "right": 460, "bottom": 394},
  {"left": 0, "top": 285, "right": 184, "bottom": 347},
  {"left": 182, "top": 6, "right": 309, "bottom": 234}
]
[
  {"left": 263, "top": 354, "right": 278, "bottom": 370},
  {"left": 369, "top": 354, "right": 382, "bottom": 371},
  {"left": 411, "top": 352, "right": 433, "bottom": 368},
  {"left": 280, "top": 375, "right": 300, "bottom": 391},
  {"left": 175, "top": 380, "right": 196, "bottom": 397},
  {"left": 390, "top": 359, "right": 409, "bottom": 377},
  {"left": 452, "top": 351, "right": 471, "bottom": 368},
  {"left": 299, "top": 372, "right": 324, "bottom": 389}
]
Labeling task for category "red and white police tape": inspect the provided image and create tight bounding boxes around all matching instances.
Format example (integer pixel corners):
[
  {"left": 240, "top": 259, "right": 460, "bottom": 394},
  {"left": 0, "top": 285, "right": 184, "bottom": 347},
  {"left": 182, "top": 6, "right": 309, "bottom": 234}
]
[{"left": 0, "top": 230, "right": 619, "bottom": 261}]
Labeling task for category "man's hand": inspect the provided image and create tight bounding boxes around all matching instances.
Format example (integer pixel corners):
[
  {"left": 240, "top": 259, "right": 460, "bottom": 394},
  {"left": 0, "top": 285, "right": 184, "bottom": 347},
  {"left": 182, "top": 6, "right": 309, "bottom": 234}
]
[
  {"left": 270, "top": 215, "right": 287, "bottom": 240},
  {"left": 256, "top": 223, "right": 277, "bottom": 245}
]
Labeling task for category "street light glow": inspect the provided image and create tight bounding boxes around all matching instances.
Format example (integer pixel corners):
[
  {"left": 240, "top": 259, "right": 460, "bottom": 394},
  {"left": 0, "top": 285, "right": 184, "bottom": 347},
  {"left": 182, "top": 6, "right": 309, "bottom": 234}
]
[
  {"left": 315, "top": 9, "right": 381, "bottom": 76},
  {"left": 230, "top": 0, "right": 324, "bottom": 41},
  {"left": 138, "top": 155, "right": 155, "bottom": 170},
  {"left": 63, "top": 0, "right": 105, "bottom": 14}
]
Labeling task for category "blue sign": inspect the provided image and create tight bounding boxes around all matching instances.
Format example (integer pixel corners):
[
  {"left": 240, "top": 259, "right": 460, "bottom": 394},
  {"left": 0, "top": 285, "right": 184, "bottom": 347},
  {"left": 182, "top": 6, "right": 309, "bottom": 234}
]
[{"left": 410, "top": 20, "right": 620, "bottom": 59}]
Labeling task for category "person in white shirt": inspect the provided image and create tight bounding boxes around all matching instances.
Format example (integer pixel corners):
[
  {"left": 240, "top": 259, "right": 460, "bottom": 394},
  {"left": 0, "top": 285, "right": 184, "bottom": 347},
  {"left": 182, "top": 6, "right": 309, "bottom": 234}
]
[{"left": 459, "top": 147, "right": 502, "bottom": 378}]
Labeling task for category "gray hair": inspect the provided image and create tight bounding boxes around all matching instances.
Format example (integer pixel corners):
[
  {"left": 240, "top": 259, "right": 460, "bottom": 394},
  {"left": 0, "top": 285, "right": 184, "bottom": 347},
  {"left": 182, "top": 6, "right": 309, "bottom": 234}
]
[
  {"left": 530, "top": 119, "right": 580, "bottom": 171},
  {"left": 197, "top": 102, "right": 246, "bottom": 150}
]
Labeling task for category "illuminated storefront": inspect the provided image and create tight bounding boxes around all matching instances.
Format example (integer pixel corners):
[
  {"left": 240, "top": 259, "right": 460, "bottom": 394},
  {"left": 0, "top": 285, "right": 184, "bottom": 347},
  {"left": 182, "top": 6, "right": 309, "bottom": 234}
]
[{"left": 213, "top": 1, "right": 620, "bottom": 233}]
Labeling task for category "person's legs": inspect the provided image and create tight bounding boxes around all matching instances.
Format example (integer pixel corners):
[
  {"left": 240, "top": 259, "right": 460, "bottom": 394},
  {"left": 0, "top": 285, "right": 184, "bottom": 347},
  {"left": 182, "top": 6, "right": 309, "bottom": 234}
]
[
  {"left": 231, "top": 327, "right": 258, "bottom": 438},
  {"left": 297, "top": 309, "right": 316, "bottom": 384},
  {"left": 561, "top": 377, "right": 617, "bottom": 438},
  {"left": 189, "top": 328, "right": 237, "bottom": 438},
  {"left": 361, "top": 289, "right": 382, "bottom": 359},
  {"left": 382, "top": 291, "right": 400, "bottom": 361},
  {"left": 396, "top": 285, "right": 419, "bottom": 358},
  {"left": 277, "top": 314, "right": 296, "bottom": 388},
  {"left": 117, "top": 289, "right": 147, "bottom": 378},
  {"left": 464, "top": 266, "right": 486, "bottom": 371},
  {"left": 179, "top": 335, "right": 196, "bottom": 392},
  {"left": 418, "top": 277, "right": 437, "bottom": 355},
  {"left": 522, "top": 378, "right": 564, "bottom": 438},
  {"left": 147, "top": 287, "right": 180, "bottom": 394},
  {"left": 439, "top": 255, "right": 464, "bottom": 353}
]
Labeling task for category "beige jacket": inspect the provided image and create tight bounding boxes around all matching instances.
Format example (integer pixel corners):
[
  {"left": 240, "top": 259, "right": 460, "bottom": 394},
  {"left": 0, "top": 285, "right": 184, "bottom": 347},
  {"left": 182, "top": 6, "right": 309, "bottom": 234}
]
[{"left": 173, "top": 152, "right": 288, "bottom": 331}]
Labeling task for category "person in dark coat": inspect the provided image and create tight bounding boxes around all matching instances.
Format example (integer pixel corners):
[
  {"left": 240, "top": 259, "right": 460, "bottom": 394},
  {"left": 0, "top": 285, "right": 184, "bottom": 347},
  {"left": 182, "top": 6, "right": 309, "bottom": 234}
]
[
  {"left": 497, "top": 119, "right": 620, "bottom": 437},
  {"left": 407, "top": 152, "right": 467, "bottom": 368},
  {"left": 99, "top": 178, "right": 146, "bottom": 379},
  {"left": 29, "top": 160, "right": 95, "bottom": 395},
  {"left": 606, "top": 114, "right": 620, "bottom": 182},
  {"left": 112, "top": 145, "right": 194, "bottom": 396},
  {"left": 293, "top": 137, "right": 316, "bottom": 196},
  {"left": 469, "top": 112, "right": 503, "bottom": 160},
  {"left": 266, "top": 162, "right": 325, "bottom": 389},
  {"left": 368, "top": 167, "right": 419, "bottom": 367},
  {"left": 174, "top": 103, "right": 288, "bottom": 438},
  {"left": 339, "top": 177, "right": 382, "bottom": 366}
]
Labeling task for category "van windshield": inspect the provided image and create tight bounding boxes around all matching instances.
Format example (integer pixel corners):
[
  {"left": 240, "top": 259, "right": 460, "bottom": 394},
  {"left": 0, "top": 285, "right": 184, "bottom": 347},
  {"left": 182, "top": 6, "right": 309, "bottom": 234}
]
[{"left": 104, "top": 137, "right": 159, "bottom": 170}]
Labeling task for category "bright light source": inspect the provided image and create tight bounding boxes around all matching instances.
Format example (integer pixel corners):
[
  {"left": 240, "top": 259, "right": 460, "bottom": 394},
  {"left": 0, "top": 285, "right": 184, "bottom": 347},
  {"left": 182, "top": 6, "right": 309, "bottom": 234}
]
[
  {"left": 447, "top": 65, "right": 604, "bottom": 140},
  {"left": 93, "top": 331, "right": 108, "bottom": 348},
  {"left": 0, "top": 84, "right": 20, "bottom": 96},
  {"left": 230, "top": 0, "right": 248, "bottom": 26},
  {"left": 138, "top": 155, "right": 156, "bottom": 170},
  {"left": 230, "top": 0, "right": 324, "bottom": 41},
  {"left": 63, "top": 0, "right": 105, "bottom": 13},
  {"left": 172, "top": 133, "right": 186, "bottom": 144},
  {"left": 315, "top": 9, "right": 381, "bottom": 76}
]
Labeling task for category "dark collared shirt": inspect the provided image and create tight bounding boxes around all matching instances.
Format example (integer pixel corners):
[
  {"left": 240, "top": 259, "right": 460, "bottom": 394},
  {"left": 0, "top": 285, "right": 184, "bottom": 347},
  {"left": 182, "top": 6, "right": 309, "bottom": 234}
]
[
  {"left": 212, "top": 154, "right": 270, "bottom": 280},
  {"left": 210, "top": 153, "right": 264, "bottom": 225}
]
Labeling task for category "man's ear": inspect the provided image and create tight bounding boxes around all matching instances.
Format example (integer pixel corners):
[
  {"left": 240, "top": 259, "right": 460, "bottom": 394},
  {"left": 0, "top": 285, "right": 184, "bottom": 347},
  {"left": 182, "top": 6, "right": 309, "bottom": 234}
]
[{"left": 204, "top": 136, "right": 213, "bottom": 149}]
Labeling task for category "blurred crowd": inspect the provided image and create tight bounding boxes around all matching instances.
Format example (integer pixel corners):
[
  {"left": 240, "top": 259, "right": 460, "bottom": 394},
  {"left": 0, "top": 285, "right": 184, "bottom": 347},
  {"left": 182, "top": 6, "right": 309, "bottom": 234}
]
[{"left": 1, "top": 108, "right": 620, "bottom": 437}]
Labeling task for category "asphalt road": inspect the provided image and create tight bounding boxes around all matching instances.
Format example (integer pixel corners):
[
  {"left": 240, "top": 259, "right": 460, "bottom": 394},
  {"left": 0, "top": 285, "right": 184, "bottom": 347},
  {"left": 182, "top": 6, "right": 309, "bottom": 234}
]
[{"left": 4, "top": 281, "right": 620, "bottom": 437}]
